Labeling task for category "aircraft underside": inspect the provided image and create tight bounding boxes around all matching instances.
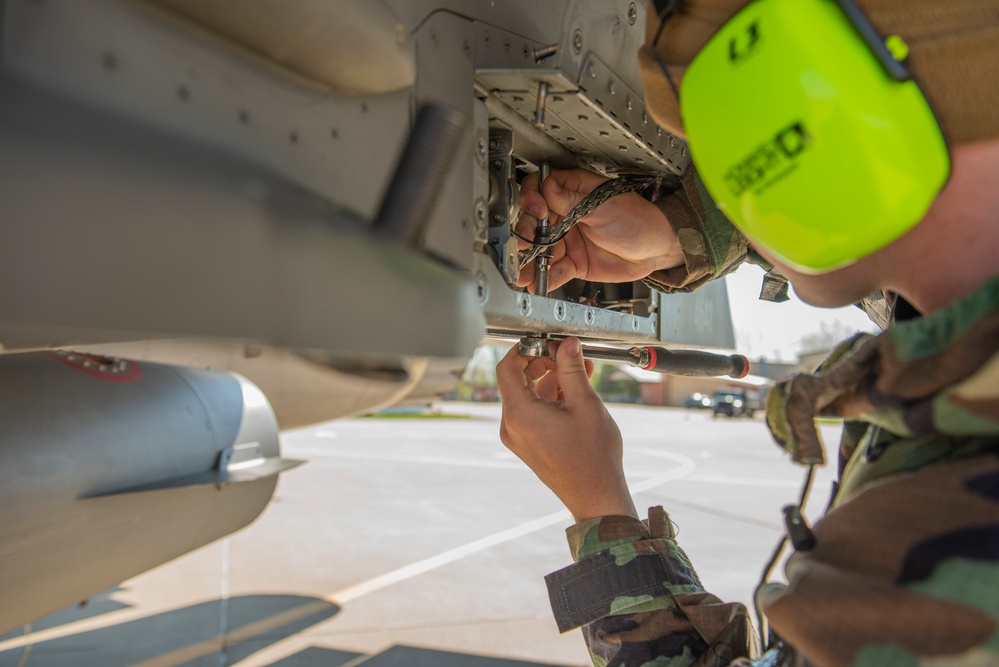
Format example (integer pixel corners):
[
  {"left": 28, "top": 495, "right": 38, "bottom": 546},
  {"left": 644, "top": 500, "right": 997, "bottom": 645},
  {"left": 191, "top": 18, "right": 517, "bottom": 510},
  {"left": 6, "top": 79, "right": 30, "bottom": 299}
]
[{"left": 0, "top": 0, "right": 736, "bottom": 633}]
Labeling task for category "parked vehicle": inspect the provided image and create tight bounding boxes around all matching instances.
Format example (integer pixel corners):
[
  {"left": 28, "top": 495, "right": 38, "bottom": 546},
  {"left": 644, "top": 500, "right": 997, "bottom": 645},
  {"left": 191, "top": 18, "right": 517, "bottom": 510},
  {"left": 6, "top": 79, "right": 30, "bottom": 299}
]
[
  {"left": 712, "top": 390, "right": 761, "bottom": 418},
  {"left": 684, "top": 392, "right": 714, "bottom": 409}
]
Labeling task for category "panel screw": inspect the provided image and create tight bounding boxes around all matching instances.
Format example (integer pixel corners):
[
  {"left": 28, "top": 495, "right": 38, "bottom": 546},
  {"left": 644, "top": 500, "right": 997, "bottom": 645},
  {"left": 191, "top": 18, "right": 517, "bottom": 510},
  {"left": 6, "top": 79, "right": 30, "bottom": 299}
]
[
  {"left": 608, "top": 81, "right": 617, "bottom": 96},
  {"left": 519, "top": 294, "right": 532, "bottom": 316},
  {"left": 476, "top": 273, "right": 489, "bottom": 304},
  {"left": 628, "top": 2, "right": 638, "bottom": 25},
  {"left": 488, "top": 137, "right": 500, "bottom": 151},
  {"left": 573, "top": 29, "right": 584, "bottom": 54},
  {"left": 477, "top": 137, "right": 487, "bottom": 158}
]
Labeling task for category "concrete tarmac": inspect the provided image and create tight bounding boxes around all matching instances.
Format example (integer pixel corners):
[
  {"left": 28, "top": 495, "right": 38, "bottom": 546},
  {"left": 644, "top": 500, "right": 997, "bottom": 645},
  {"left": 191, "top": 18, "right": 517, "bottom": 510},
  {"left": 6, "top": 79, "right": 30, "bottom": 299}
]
[{"left": 0, "top": 402, "right": 841, "bottom": 667}]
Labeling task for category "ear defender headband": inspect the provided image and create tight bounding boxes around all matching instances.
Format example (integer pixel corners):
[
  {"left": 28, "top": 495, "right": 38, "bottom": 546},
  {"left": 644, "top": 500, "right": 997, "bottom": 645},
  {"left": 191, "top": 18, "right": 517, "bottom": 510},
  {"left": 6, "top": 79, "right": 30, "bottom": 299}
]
[{"left": 673, "top": 0, "right": 951, "bottom": 274}]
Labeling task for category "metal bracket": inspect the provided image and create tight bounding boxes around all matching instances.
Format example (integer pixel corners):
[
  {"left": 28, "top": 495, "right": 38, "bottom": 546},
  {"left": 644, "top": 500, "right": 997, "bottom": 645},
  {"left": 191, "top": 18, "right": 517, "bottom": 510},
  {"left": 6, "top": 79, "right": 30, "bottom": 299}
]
[
  {"left": 486, "top": 124, "right": 520, "bottom": 286},
  {"left": 476, "top": 255, "right": 659, "bottom": 343}
]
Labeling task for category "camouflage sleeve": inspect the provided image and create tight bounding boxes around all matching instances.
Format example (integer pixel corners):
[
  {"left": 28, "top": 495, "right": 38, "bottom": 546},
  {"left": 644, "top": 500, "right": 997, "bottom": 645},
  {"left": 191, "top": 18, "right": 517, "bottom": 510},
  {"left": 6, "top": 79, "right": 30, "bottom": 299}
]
[
  {"left": 545, "top": 507, "right": 758, "bottom": 667},
  {"left": 645, "top": 169, "right": 786, "bottom": 301},
  {"left": 758, "top": 450, "right": 999, "bottom": 666}
]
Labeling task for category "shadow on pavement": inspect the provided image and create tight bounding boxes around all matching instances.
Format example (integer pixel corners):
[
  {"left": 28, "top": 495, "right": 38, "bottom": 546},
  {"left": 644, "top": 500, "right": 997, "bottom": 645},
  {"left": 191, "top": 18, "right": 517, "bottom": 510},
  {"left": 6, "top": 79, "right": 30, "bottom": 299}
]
[
  {"left": 0, "top": 588, "right": 130, "bottom": 641},
  {"left": 268, "top": 646, "right": 363, "bottom": 666},
  {"left": 0, "top": 594, "right": 339, "bottom": 667},
  {"left": 270, "top": 645, "right": 577, "bottom": 667}
]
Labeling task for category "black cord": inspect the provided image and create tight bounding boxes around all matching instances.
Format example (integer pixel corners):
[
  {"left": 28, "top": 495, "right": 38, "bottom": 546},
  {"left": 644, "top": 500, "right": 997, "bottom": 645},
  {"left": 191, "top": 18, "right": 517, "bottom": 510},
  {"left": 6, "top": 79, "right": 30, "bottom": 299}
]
[{"left": 753, "top": 464, "right": 816, "bottom": 649}]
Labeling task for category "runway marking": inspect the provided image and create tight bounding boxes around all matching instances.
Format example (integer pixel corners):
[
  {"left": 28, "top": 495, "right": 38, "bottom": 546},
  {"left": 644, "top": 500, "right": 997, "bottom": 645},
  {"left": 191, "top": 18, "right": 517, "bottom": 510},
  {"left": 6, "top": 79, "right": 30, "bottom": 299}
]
[
  {"left": 626, "top": 450, "right": 697, "bottom": 494},
  {"left": 629, "top": 450, "right": 799, "bottom": 487},
  {"left": 326, "top": 509, "right": 572, "bottom": 604},
  {"left": 0, "top": 609, "right": 137, "bottom": 654},
  {"left": 4, "top": 447, "right": 697, "bottom": 667},
  {"left": 290, "top": 449, "right": 528, "bottom": 470},
  {"left": 128, "top": 600, "right": 333, "bottom": 667},
  {"left": 683, "top": 474, "right": 800, "bottom": 488},
  {"left": 326, "top": 450, "right": 697, "bottom": 605},
  {"left": 229, "top": 450, "right": 698, "bottom": 666}
]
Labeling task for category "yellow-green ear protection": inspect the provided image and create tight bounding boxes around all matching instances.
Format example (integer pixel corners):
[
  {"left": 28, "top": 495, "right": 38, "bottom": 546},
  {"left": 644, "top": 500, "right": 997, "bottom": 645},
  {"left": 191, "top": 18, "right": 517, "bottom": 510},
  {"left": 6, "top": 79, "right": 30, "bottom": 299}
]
[{"left": 668, "top": 0, "right": 950, "bottom": 274}]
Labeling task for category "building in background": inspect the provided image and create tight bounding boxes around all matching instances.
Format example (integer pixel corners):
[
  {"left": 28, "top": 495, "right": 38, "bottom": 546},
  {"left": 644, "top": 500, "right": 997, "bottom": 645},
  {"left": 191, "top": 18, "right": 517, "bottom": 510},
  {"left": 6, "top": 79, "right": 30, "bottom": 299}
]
[{"left": 608, "top": 364, "right": 771, "bottom": 409}]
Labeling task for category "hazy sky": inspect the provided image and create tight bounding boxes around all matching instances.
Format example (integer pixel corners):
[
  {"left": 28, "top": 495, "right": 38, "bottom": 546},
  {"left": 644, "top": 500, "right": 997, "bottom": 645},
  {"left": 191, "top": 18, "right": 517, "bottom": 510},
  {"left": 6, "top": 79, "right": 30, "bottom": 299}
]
[{"left": 724, "top": 263, "right": 879, "bottom": 362}]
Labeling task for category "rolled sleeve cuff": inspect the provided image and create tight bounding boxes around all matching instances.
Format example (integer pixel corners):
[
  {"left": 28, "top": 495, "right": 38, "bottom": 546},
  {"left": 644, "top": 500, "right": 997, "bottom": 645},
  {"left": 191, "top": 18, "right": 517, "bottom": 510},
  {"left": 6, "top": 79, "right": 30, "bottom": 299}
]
[
  {"left": 549, "top": 507, "right": 704, "bottom": 633},
  {"left": 644, "top": 169, "right": 750, "bottom": 294}
]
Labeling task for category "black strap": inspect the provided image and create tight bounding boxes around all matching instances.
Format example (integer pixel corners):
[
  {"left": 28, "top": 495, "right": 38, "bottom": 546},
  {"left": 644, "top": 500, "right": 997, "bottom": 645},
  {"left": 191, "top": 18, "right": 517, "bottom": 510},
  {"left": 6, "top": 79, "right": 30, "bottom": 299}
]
[
  {"left": 652, "top": 0, "right": 684, "bottom": 20},
  {"left": 545, "top": 550, "right": 700, "bottom": 633}
]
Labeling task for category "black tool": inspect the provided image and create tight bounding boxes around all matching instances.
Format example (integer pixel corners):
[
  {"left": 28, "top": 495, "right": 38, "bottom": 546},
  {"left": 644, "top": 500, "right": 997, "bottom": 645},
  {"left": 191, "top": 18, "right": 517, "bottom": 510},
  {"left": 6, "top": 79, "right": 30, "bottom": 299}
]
[{"left": 519, "top": 337, "right": 750, "bottom": 379}]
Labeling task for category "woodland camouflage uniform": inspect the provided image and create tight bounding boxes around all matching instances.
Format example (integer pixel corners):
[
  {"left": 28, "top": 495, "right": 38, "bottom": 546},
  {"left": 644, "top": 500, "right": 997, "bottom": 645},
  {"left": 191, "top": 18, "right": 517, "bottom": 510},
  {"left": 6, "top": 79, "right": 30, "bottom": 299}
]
[
  {"left": 539, "top": 2, "right": 999, "bottom": 664},
  {"left": 547, "top": 265, "right": 999, "bottom": 666}
]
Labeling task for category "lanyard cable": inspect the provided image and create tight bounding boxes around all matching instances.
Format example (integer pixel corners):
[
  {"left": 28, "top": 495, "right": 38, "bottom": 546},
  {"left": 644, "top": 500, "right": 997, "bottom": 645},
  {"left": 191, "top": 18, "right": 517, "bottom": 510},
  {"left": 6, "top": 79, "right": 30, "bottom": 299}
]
[{"left": 754, "top": 463, "right": 816, "bottom": 650}]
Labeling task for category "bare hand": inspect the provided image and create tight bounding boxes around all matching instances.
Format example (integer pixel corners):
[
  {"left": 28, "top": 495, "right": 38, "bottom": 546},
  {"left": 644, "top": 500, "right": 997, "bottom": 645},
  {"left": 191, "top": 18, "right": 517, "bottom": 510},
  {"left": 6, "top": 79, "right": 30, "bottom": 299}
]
[
  {"left": 496, "top": 337, "right": 637, "bottom": 522},
  {"left": 517, "top": 169, "right": 684, "bottom": 292}
]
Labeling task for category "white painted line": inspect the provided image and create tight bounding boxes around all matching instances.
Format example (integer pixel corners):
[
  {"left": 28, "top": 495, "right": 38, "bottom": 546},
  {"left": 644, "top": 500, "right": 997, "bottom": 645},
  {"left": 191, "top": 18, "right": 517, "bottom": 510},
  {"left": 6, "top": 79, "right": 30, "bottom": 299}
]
[
  {"left": 630, "top": 448, "right": 800, "bottom": 488},
  {"left": 228, "top": 450, "right": 697, "bottom": 667},
  {"left": 326, "top": 509, "right": 571, "bottom": 604},
  {"left": 626, "top": 450, "right": 697, "bottom": 494},
  {"left": 684, "top": 474, "right": 800, "bottom": 488},
  {"left": 327, "top": 450, "right": 698, "bottom": 605},
  {"left": 0, "top": 609, "right": 138, "bottom": 653},
  {"left": 128, "top": 600, "right": 334, "bottom": 667},
  {"left": 290, "top": 449, "right": 527, "bottom": 470},
  {"left": 6, "top": 448, "right": 697, "bottom": 667}
]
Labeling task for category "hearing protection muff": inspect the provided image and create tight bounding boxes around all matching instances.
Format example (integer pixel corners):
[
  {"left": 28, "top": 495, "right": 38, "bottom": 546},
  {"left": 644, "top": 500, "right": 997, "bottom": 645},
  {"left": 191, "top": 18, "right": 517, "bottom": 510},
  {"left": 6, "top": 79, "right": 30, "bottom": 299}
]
[{"left": 674, "top": 0, "right": 950, "bottom": 274}]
